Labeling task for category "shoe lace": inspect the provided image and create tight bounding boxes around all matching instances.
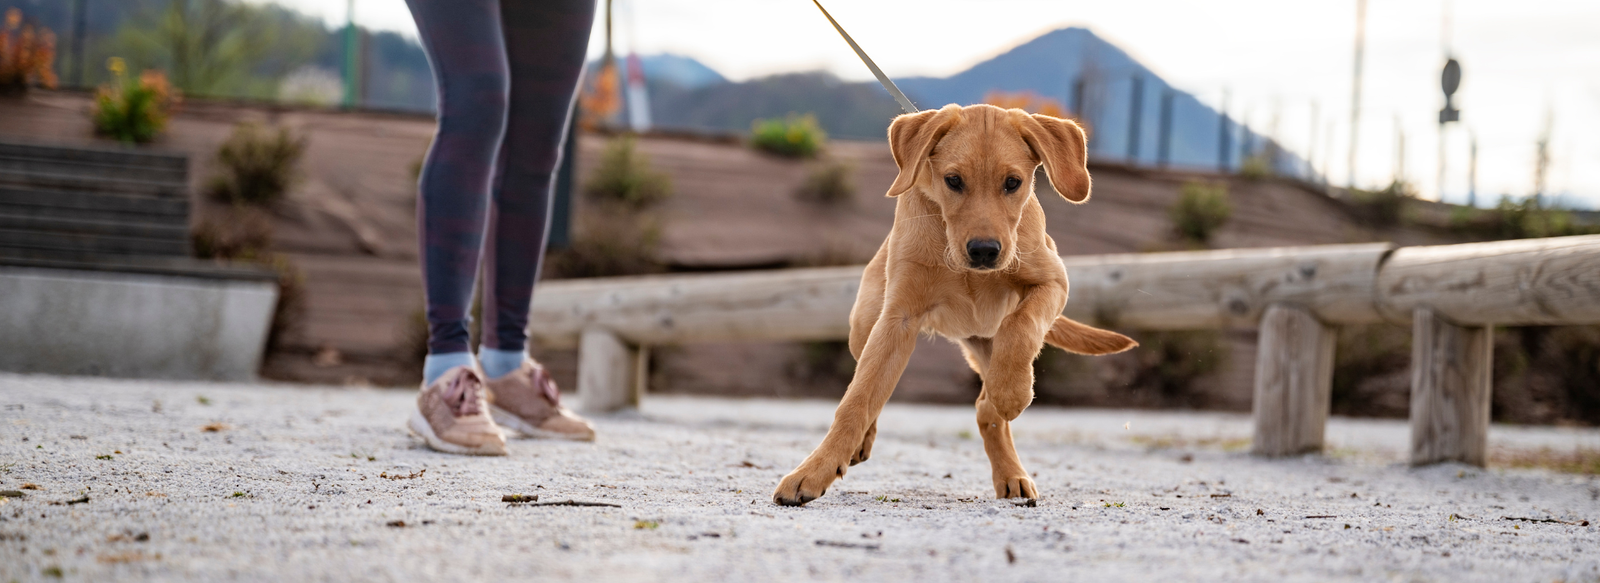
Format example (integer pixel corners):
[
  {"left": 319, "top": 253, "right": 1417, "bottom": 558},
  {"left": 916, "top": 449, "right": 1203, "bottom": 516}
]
[
  {"left": 527, "top": 363, "right": 561, "bottom": 406},
  {"left": 443, "top": 369, "right": 485, "bottom": 416}
]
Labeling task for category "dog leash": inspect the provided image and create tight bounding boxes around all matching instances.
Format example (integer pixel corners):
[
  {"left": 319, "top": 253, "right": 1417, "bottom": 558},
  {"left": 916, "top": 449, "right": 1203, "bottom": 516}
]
[{"left": 810, "top": 0, "right": 920, "bottom": 114}]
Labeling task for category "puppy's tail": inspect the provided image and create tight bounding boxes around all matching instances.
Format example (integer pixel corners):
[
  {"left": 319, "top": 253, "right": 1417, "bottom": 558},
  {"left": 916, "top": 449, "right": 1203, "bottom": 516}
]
[{"left": 1044, "top": 316, "right": 1138, "bottom": 356}]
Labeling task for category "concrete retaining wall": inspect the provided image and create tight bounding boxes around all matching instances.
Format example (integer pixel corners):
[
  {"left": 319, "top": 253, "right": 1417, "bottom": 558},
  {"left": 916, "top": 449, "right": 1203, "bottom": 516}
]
[{"left": 0, "top": 267, "right": 278, "bottom": 381}]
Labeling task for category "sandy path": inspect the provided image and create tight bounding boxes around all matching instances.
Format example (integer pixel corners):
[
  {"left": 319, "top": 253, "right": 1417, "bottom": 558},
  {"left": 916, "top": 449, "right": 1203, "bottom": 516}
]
[{"left": 1, "top": 373, "right": 1596, "bottom": 582}]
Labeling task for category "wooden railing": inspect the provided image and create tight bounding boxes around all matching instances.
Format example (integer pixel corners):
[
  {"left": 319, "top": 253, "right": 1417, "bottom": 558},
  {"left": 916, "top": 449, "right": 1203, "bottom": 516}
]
[{"left": 529, "top": 234, "right": 1600, "bottom": 466}]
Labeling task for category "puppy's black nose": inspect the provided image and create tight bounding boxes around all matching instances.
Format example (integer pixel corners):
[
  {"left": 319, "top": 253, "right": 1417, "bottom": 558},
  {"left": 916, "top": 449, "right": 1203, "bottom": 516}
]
[{"left": 966, "top": 239, "right": 1002, "bottom": 269}]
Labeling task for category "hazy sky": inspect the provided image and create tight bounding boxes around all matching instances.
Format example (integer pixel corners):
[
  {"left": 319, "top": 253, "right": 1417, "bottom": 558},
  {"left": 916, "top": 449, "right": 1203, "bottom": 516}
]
[{"left": 259, "top": 0, "right": 1600, "bottom": 207}]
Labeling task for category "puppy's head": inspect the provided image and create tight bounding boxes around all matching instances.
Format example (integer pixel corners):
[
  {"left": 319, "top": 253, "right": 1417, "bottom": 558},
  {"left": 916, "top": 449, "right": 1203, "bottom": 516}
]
[{"left": 885, "top": 104, "right": 1090, "bottom": 272}]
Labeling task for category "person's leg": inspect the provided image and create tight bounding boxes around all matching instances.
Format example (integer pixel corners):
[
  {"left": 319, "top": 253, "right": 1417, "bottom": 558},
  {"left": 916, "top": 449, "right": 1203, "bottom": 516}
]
[
  {"left": 405, "top": 0, "right": 511, "bottom": 386},
  {"left": 478, "top": 0, "right": 598, "bottom": 379}
]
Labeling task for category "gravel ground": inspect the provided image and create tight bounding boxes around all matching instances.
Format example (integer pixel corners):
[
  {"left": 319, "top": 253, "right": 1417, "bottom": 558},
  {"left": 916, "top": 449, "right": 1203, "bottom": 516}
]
[{"left": 1, "top": 373, "right": 1597, "bottom": 582}]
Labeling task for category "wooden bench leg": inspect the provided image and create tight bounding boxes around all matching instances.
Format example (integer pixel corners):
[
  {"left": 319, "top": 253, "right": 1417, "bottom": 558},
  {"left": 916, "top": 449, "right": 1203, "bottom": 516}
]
[
  {"left": 577, "top": 327, "right": 645, "bottom": 413},
  {"left": 1409, "top": 308, "right": 1493, "bottom": 466},
  {"left": 1251, "top": 303, "right": 1335, "bottom": 457}
]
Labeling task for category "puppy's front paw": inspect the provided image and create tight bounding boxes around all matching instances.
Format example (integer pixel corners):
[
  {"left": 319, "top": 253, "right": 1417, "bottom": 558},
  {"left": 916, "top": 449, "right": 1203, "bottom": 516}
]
[
  {"left": 993, "top": 473, "right": 1038, "bottom": 500},
  {"left": 773, "top": 459, "right": 844, "bottom": 506}
]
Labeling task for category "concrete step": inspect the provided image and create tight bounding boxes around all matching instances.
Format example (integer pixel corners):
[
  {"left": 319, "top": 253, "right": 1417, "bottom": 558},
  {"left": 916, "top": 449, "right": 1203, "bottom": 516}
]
[
  {"left": 0, "top": 153, "right": 188, "bottom": 184},
  {"left": 0, "top": 187, "right": 189, "bottom": 222},
  {"left": 0, "top": 211, "right": 189, "bottom": 240},
  {"left": 0, "top": 139, "right": 187, "bottom": 172},
  {"left": 0, "top": 167, "right": 187, "bottom": 198},
  {"left": 0, "top": 226, "right": 190, "bottom": 257}
]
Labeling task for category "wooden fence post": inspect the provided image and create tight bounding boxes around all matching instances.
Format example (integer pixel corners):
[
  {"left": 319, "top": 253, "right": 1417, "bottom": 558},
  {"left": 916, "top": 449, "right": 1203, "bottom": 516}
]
[
  {"left": 577, "top": 327, "right": 641, "bottom": 413},
  {"left": 1409, "top": 307, "right": 1493, "bottom": 466},
  {"left": 1251, "top": 303, "right": 1336, "bottom": 456}
]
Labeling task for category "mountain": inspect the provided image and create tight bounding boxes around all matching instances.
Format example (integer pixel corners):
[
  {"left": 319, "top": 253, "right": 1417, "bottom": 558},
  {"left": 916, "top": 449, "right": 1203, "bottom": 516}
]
[
  {"left": 646, "top": 72, "right": 901, "bottom": 140},
  {"left": 898, "top": 27, "right": 1280, "bottom": 173},
  {"left": 637, "top": 53, "right": 726, "bottom": 90},
  {"left": 639, "top": 28, "right": 1304, "bottom": 177}
]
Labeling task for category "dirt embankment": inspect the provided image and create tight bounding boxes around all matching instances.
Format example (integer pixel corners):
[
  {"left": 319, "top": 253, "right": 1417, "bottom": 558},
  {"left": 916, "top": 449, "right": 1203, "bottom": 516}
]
[{"left": 1, "top": 92, "right": 1467, "bottom": 411}]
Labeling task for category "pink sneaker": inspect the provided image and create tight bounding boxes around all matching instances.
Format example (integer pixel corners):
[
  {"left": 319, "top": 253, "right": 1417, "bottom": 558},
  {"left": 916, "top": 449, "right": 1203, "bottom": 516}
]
[
  {"left": 407, "top": 366, "right": 508, "bottom": 455},
  {"left": 485, "top": 360, "right": 595, "bottom": 441}
]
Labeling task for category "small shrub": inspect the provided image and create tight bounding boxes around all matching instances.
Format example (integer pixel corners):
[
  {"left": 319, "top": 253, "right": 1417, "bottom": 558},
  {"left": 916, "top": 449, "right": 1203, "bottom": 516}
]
[
  {"left": 191, "top": 207, "right": 273, "bottom": 260},
  {"left": 262, "top": 255, "right": 305, "bottom": 352},
  {"left": 1330, "top": 323, "right": 1412, "bottom": 418},
  {"left": 92, "top": 58, "right": 178, "bottom": 143},
  {"left": 1349, "top": 180, "right": 1414, "bottom": 228},
  {"left": 584, "top": 135, "right": 670, "bottom": 208},
  {"left": 206, "top": 123, "right": 307, "bottom": 207},
  {"left": 544, "top": 203, "right": 662, "bottom": 278},
  {"left": 0, "top": 8, "right": 57, "bottom": 94},
  {"left": 790, "top": 340, "right": 855, "bottom": 384},
  {"left": 750, "top": 113, "right": 826, "bottom": 158},
  {"left": 1450, "top": 196, "right": 1599, "bottom": 240},
  {"left": 1170, "top": 180, "right": 1231, "bottom": 244},
  {"left": 1238, "top": 153, "right": 1271, "bottom": 180},
  {"left": 1128, "top": 330, "right": 1227, "bottom": 403},
  {"left": 795, "top": 160, "right": 856, "bottom": 205}
]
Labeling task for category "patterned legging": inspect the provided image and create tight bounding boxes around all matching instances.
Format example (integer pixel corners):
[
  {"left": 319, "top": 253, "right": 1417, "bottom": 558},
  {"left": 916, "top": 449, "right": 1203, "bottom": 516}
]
[{"left": 405, "top": 0, "right": 596, "bottom": 355}]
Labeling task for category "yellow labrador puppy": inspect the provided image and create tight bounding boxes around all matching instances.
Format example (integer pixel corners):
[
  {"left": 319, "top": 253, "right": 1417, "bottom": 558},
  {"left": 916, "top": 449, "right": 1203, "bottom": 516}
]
[{"left": 773, "top": 104, "right": 1137, "bottom": 506}]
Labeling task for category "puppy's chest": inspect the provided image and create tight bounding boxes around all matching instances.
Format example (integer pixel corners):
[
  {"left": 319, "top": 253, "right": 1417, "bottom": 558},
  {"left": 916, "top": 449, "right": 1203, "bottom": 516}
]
[{"left": 921, "top": 286, "right": 1021, "bottom": 339}]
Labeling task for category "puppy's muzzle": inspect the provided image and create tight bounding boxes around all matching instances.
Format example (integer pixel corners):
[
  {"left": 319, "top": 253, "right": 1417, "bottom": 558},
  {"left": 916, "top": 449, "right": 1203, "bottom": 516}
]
[{"left": 966, "top": 239, "right": 1002, "bottom": 270}]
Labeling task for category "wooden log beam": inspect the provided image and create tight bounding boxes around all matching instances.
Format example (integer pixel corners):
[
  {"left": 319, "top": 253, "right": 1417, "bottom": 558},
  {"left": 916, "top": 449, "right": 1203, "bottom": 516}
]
[
  {"left": 1061, "top": 243, "right": 1392, "bottom": 329},
  {"left": 1250, "top": 303, "right": 1335, "bottom": 457},
  {"left": 1378, "top": 234, "right": 1600, "bottom": 326},
  {"left": 1409, "top": 308, "right": 1493, "bottom": 466},
  {"left": 576, "top": 327, "right": 640, "bottom": 413},
  {"left": 529, "top": 266, "right": 864, "bottom": 349},
  {"left": 527, "top": 243, "right": 1394, "bottom": 348}
]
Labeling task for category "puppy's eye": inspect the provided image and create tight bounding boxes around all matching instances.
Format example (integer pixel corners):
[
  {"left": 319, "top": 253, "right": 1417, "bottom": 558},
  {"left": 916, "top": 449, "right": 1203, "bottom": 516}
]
[
  {"left": 945, "top": 175, "right": 963, "bottom": 192},
  {"left": 1003, "top": 176, "right": 1022, "bottom": 193}
]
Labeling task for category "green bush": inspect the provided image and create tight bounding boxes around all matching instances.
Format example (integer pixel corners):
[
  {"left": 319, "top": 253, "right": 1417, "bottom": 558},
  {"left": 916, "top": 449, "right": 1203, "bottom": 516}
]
[
  {"left": 585, "top": 135, "right": 671, "bottom": 208},
  {"left": 1238, "top": 153, "right": 1271, "bottom": 180},
  {"left": 91, "top": 60, "right": 176, "bottom": 144},
  {"left": 794, "top": 160, "right": 855, "bottom": 205},
  {"left": 1349, "top": 180, "right": 1414, "bottom": 228},
  {"left": 1170, "top": 180, "right": 1231, "bottom": 244},
  {"left": 207, "top": 123, "right": 307, "bottom": 206},
  {"left": 1450, "top": 196, "right": 1600, "bottom": 240},
  {"left": 750, "top": 113, "right": 826, "bottom": 158},
  {"left": 544, "top": 203, "right": 662, "bottom": 278}
]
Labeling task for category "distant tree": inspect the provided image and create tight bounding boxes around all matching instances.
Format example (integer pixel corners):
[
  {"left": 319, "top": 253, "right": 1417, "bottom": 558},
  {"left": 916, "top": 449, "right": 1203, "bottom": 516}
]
[
  {"left": 114, "top": 0, "right": 316, "bottom": 97},
  {"left": 983, "top": 90, "right": 1068, "bottom": 119}
]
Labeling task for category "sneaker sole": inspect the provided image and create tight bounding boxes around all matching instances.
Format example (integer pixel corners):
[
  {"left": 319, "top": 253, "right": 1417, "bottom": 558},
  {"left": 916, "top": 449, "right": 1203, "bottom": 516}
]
[
  {"left": 490, "top": 405, "right": 595, "bottom": 442},
  {"left": 407, "top": 409, "right": 507, "bottom": 456}
]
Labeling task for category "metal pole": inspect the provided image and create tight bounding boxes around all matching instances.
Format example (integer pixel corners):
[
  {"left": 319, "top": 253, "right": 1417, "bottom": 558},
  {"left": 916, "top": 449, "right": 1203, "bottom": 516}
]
[
  {"left": 1218, "top": 90, "right": 1230, "bottom": 172},
  {"left": 1395, "top": 116, "right": 1406, "bottom": 186},
  {"left": 1307, "top": 101, "right": 1319, "bottom": 181},
  {"left": 1126, "top": 75, "right": 1144, "bottom": 163},
  {"left": 68, "top": 0, "right": 88, "bottom": 88},
  {"left": 1467, "top": 132, "right": 1477, "bottom": 207},
  {"left": 1348, "top": 0, "right": 1367, "bottom": 188},
  {"left": 342, "top": 0, "right": 358, "bottom": 109},
  {"left": 1157, "top": 89, "right": 1173, "bottom": 168}
]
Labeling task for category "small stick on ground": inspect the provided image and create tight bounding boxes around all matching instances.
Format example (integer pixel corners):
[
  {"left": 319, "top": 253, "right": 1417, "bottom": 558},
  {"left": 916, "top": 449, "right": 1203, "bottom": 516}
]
[
  {"left": 1502, "top": 516, "right": 1589, "bottom": 526},
  {"left": 506, "top": 498, "right": 620, "bottom": 508},
  {"left": 815, "top": 540, "right": 880, "bottom": 550}
]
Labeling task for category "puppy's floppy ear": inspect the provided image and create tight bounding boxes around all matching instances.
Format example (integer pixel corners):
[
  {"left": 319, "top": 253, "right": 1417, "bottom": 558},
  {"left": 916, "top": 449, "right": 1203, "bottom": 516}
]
[
  {"left": 1010, "top": 111, "right": 1091, "bottom": 203},
  {"left": 886, "top": 105, "right": 961, "bottom": 197}
]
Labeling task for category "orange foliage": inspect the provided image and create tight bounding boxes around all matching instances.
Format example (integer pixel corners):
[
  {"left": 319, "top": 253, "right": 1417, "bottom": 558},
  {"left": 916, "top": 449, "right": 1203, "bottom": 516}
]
[
  {"left": 579, "top": 60, "right": 621, "bottom": 130},
  {"left": 0, "top": 8, "right": 58, "bottom": 92},
  {"left": 982, "top": 90, "right": 1069, "bottom": 119}
]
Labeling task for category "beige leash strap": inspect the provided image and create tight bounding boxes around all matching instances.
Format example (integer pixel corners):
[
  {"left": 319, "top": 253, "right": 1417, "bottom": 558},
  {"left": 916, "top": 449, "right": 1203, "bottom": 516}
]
[{"left": 810, "top": 0, "right": 920, "bottom": 114}]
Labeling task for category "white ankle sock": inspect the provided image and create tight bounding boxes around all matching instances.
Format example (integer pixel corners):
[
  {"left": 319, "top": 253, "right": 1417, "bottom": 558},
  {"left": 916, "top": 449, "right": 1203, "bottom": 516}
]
[
  {"left": 478, "top": 348, "right": 526, "bottom": 380},
  {"left": 422, "top": 352, "right": 475, "bottom": 386}
]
